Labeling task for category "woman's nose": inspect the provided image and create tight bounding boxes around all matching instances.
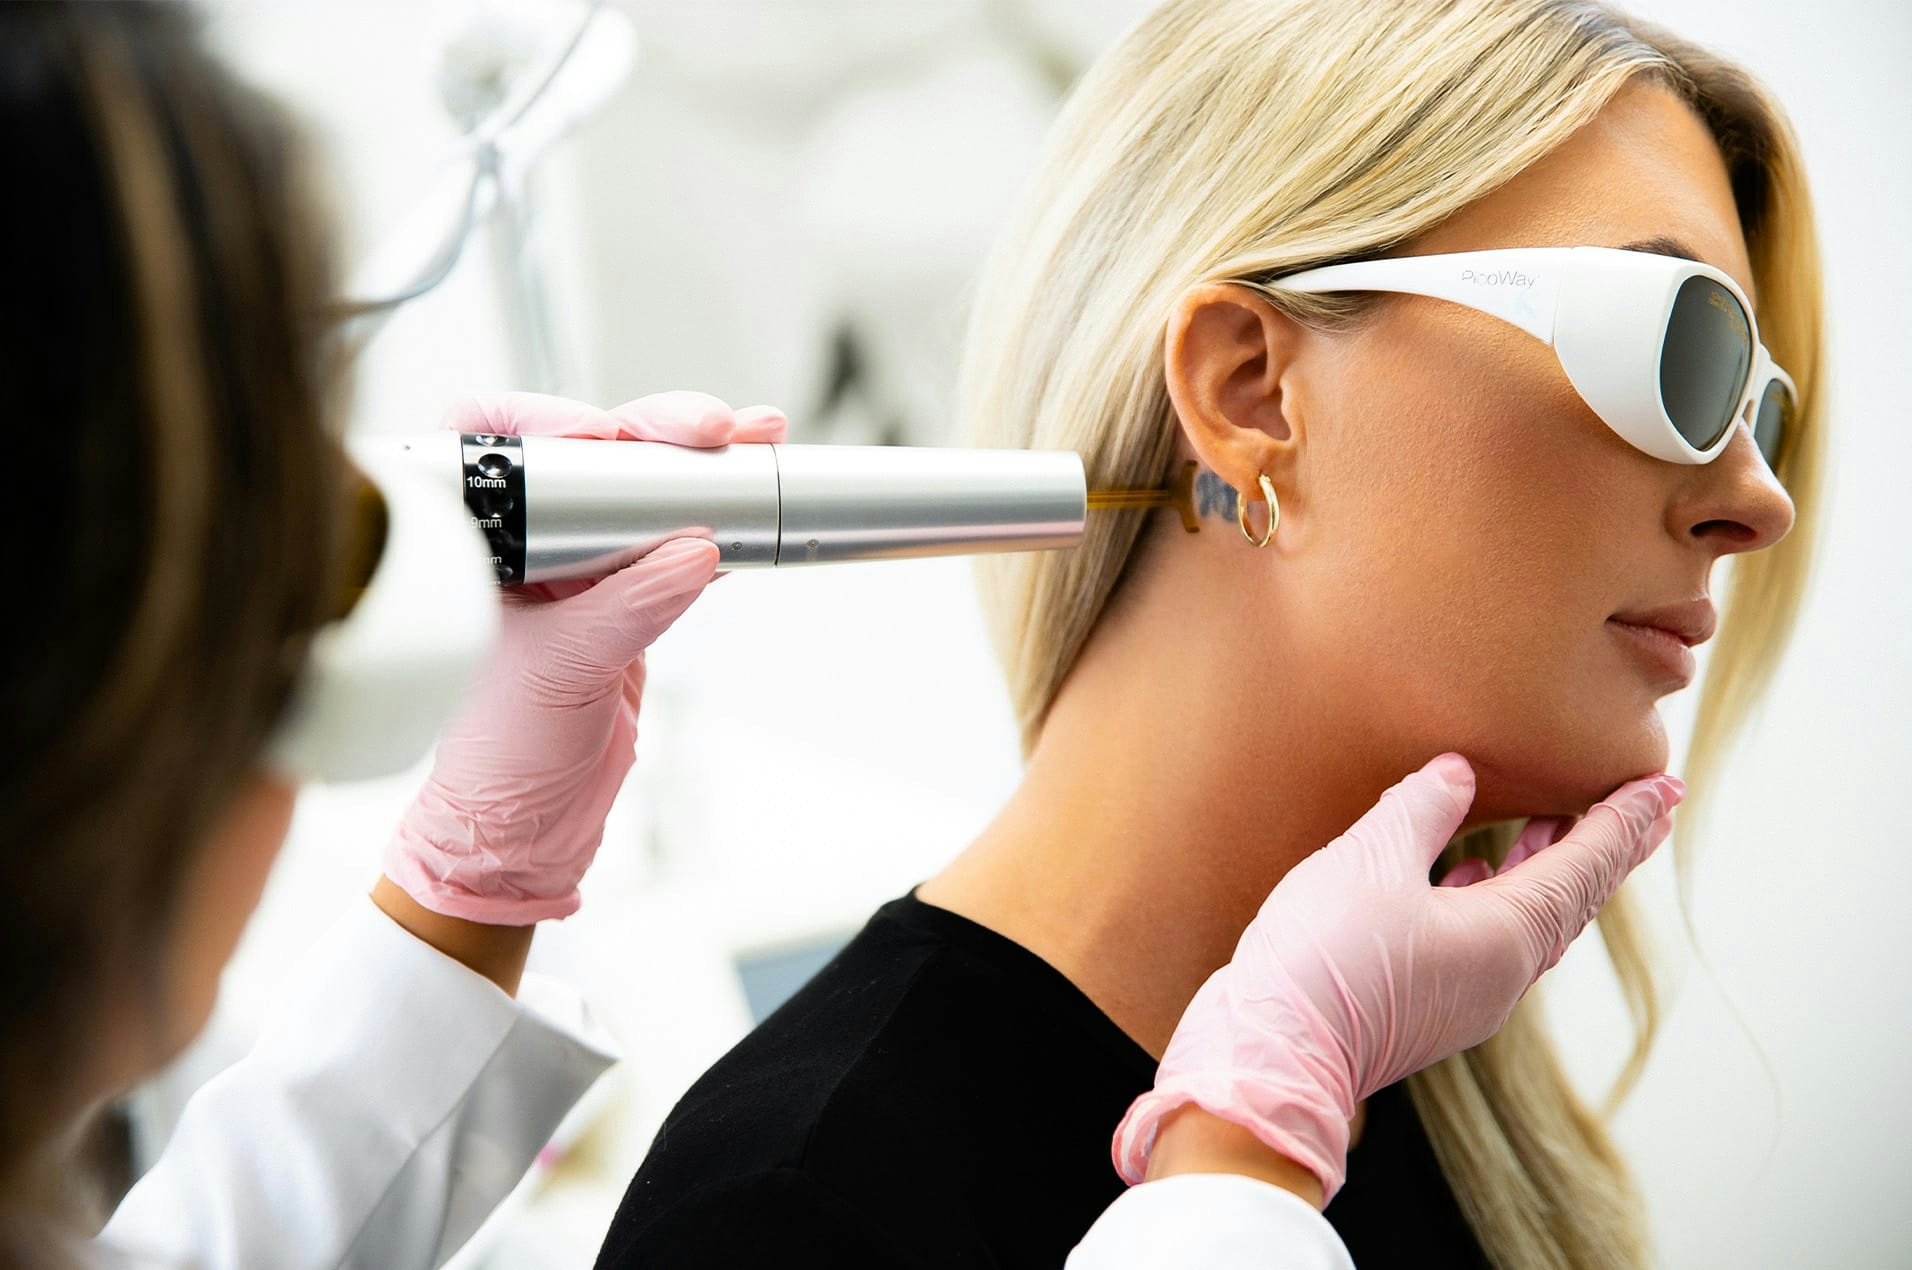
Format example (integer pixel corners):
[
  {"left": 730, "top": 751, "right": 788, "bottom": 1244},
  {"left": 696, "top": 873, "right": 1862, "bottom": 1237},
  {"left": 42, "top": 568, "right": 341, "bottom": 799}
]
[{"left": 1671, "top": 419, "right": 1796, "bottom": 556}]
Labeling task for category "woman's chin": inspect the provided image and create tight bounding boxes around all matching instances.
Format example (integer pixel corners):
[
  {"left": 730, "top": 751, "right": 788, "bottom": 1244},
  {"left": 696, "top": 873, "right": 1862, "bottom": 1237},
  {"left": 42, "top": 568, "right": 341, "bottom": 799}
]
[
  {"left": 1545, "top": 698, "right": 1673, "bottom": 804},
  {"left": 1612, "top": 705, "right": 1673, "bottom": 780},
  {"left": 1457, "top": 709, "right": 1670, "bottom": 823}
]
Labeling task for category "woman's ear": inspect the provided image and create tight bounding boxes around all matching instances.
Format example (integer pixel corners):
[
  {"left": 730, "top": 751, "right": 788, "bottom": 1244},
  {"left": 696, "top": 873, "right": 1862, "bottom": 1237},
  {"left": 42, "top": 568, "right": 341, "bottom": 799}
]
[{"left": 1163, "top": 283, "right": 1306, "bottom": 495}]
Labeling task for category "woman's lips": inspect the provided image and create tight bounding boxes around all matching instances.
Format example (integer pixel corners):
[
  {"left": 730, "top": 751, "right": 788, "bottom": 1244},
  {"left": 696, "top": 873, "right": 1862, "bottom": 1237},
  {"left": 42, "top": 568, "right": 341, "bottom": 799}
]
[{"left": 1607, "top": 618, "right": 1697, "bottom": 686}]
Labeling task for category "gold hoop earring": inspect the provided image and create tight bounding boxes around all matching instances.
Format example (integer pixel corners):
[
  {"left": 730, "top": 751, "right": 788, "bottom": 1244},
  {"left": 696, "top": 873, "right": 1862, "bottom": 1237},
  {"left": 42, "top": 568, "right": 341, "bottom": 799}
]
[{"left": 1237, "top": 473, "right": 1279, "bottom": 548}]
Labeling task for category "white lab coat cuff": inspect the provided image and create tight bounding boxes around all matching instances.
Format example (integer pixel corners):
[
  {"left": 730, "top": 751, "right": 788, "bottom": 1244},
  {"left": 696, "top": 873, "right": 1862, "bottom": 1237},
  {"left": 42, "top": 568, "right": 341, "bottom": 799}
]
[{"left": 1068, "top": 1175, "right": 1356, "bottom": 1270}]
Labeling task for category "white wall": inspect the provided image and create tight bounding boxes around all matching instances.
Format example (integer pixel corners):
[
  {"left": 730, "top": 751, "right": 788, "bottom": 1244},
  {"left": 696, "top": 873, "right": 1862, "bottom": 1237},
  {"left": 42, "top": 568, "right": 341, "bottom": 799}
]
[
  {"left": 1534, "top": 3, "right": 1912, "bottom": 1266},
  {"left": 187, "top": 2, "right": 1912, "bottom": 1266}
]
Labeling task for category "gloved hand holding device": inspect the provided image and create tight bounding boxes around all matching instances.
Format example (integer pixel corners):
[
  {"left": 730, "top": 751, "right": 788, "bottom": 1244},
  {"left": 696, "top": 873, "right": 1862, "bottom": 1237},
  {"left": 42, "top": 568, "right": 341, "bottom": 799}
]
[
  {"left": 382, "top": 390, "right": 787, "bottom": 925},
  {"left": 1112, "top": 752, "right": 1681, "bottom": 1203}
]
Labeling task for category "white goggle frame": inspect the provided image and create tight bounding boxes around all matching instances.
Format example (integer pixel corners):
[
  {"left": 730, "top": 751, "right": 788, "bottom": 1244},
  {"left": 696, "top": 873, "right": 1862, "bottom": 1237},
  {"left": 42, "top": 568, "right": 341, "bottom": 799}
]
[
  {"left": 1267, "top": 246, "right": 1793, "bottom": 467},
  {"left": 263, "top": 447, "right": 499, "bottom": 784}
]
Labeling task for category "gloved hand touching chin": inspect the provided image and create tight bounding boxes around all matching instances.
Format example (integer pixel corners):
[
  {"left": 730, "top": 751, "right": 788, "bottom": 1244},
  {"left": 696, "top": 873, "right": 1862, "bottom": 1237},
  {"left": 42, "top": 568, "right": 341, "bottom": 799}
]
[
  {"left": 1111, "top": 752, "right": 1681, "bottom": 1206},
  {"left": 381, "top": 391, "right": 787, "bottom": 928}
]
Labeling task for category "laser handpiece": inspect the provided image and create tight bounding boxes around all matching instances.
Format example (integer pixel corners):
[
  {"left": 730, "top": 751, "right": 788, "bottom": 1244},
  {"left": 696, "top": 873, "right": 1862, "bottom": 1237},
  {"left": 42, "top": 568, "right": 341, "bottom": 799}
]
[{"left": 346, "top": 432, "right": 1090, "bottom": 584}]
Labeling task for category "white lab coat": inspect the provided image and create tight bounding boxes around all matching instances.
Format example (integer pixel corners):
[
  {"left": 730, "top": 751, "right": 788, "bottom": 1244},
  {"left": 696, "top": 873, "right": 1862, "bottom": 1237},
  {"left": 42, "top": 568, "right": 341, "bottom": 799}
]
[
  {"left": 95, "top": 897, "right": 616, "bottom": 1269},
  {"left": 87, "top": 895, "right": 1349, "bottom": 1270},
  {"left": 1069, "top": 1174, "right": 1357, "bottom": 1270}
]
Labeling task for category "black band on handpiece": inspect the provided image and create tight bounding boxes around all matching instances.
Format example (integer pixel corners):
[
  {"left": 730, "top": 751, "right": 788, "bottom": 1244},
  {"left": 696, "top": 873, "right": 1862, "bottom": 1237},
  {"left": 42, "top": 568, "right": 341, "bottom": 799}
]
[{"left": 460, "top": 433, "right": 528, "bottom": 585}]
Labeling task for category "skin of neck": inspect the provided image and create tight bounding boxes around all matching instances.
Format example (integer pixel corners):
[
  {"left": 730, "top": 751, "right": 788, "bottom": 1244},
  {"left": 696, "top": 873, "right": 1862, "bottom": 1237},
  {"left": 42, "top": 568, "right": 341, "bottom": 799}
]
[{"left": 921, "top": 493, "right": 1416, "bottom": 1060}]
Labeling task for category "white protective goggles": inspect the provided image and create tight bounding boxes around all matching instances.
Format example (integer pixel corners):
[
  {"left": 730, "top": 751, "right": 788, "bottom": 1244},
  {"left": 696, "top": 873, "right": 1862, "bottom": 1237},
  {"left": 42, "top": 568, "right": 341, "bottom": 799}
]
[
  {"left": 1266, "top": 246, "right": 1794, "bottom": 473},
  {"left": 263, "top": 451, "right": 499, "bottom": 784}
]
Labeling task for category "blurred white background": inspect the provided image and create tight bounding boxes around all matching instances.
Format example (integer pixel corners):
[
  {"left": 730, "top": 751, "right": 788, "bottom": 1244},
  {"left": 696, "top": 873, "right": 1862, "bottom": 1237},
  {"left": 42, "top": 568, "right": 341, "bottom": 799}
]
[{"left": 146, "top": 1, "right": 1912, "bottom": 1266}]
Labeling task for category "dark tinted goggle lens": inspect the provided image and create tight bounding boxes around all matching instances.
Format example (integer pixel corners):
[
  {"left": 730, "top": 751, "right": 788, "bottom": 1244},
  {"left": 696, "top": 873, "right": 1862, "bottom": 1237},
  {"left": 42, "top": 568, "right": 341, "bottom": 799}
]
[
  {"left": 1753, "top": 377, "right": 1792, "bottom": 470},
  {"left": 1659, "top": 275, "right": 1752, "bottom": 450}
]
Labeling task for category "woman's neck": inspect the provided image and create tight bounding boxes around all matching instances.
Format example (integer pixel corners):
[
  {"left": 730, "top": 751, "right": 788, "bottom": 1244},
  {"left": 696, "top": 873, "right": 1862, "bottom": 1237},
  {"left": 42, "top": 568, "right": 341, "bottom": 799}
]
[{"left": 919, "top": 616, "right": 1388, "bottom": 1058}]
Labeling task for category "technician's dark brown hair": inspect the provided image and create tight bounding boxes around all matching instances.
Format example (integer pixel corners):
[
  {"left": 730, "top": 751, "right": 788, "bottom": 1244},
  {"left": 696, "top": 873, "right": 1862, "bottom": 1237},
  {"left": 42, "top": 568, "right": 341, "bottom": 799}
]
[{"left": 0, "top": 0, "right": 345, "bottom": 1241}]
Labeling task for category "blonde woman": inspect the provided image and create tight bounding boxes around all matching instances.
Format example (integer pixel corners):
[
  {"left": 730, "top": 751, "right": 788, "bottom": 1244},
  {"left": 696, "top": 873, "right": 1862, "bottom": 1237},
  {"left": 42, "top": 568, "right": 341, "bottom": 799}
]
[{"left": 604, "top": 0, "right": 1820, "bottom": 1266}]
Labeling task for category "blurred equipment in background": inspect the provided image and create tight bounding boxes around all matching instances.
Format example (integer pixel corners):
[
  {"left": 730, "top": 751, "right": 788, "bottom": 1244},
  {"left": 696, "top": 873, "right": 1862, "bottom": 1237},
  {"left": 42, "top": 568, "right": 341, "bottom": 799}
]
[{"left": 332, "top": 0, "right": 637, "bottom": 393}]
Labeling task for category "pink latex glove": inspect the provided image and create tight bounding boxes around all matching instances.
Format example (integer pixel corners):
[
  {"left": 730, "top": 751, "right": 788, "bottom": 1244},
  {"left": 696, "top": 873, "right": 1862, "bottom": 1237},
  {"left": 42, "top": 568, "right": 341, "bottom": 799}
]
[
  {"left": 1111, "top": 752, "right": 1681, "bottom": 1201},
  {"left": 383, "top": 391, "right": 787, "bottom": 924}
]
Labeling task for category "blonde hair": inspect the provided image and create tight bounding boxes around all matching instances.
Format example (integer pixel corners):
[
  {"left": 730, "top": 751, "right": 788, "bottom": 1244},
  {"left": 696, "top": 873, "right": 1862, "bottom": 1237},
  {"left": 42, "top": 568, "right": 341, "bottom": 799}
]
[{"left": 962, "top": 1, "right": 1824, "bottom": 1265}]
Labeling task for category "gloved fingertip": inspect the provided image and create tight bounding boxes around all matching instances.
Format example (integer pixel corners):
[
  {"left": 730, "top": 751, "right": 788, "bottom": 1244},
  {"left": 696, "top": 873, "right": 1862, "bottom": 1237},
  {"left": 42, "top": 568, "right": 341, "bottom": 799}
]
[
  {"left": 1364, "top": 753, "right": 1478, "bottom": 874},
  {"left": 1422, "top": 752, "right": 1476, "bottom": 795},
  {"left": 732, "top": 404, "right": 790, "bottom": 443},
  {"left": 613, "top": 390, "right": 737, "bottom": 447},
  {"left": 618, "top": 412, "right": 734, "bottom": 448},
  {"left": 667, "top": 414, "right": 737, "bottom": 446},
  {"left": 1635, "top": 811, "right": 1675, "bottom": 861},
  {"left": 1409, "top": 752, "right": 1476, "bottom": 821},
  {"left": 1596, "top": 777, "right": 1669, "bottom": 833},
  {"left": 633, "top": 536, "right": 721, "bottom": 582},
  {"left": 443, "top": 394, "right": 510, "bottom": 435}
]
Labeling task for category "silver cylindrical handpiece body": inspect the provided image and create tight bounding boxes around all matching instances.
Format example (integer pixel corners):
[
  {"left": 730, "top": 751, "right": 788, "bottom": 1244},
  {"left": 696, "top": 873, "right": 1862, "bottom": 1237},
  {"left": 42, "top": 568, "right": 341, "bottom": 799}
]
[{"left": 346, "top": 431, "right": 1087, "bottom": 584}]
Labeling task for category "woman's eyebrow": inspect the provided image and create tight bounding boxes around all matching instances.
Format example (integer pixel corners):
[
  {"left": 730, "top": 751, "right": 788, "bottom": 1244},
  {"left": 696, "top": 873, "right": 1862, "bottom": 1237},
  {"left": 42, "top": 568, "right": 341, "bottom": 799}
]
[
  {"left": 1618, "top": 234, "right": 1701, "bottom": 262},
  {"left": 1620, "top": 234, "right": 1756, "bottom": 307}
]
